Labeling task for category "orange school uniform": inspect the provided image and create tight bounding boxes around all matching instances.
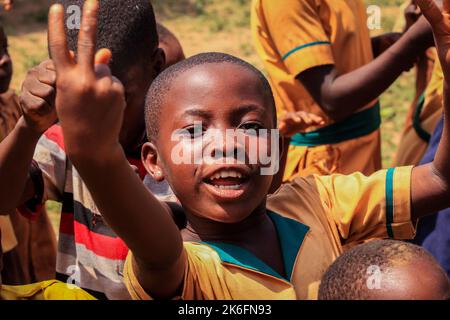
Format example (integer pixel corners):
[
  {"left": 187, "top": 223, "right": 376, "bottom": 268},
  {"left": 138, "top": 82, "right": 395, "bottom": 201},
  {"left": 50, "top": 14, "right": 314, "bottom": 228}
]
[
  {"left": 394, "top": 59, "right": 443, "bottom": 166},
  {"left": 125, "top": 167, "right": 415, "bottom": 300},
  {"left": 251, "top": 0, "right": 381, "bottom": 179}
]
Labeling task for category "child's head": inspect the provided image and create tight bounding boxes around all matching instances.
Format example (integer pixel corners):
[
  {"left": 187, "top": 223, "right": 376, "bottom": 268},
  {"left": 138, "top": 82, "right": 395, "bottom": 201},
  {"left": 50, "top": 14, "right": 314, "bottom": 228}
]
[
  {"left": 157, "top": 23, "right": 185, "bottom": 69},
  {"left": 58, "top": 0, "right": 165, "bottom": 152},
  {"left": 143, "top": 52, "right": 278, "bottom": 224},
  {"left": 0, "top": 24, "right": 12, "bottom": 94},
  {"left": 319, "top": 240, "right": 450, "bottom": 300}
]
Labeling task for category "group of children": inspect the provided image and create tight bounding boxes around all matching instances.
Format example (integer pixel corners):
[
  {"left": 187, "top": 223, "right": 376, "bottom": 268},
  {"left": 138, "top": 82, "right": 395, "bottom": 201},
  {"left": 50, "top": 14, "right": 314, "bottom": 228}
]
[{"left": 0, "top": 0, "right": 449, "bottom": 300}]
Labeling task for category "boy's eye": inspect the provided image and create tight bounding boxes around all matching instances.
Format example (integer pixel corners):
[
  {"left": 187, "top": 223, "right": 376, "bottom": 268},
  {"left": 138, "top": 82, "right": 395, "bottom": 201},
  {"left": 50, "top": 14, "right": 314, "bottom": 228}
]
[
  {"left": 239, "top": 122, "right": 264, "bottom": 135},
  {"left": 184, "top": 125, "right": 205, "bottom": 139}
]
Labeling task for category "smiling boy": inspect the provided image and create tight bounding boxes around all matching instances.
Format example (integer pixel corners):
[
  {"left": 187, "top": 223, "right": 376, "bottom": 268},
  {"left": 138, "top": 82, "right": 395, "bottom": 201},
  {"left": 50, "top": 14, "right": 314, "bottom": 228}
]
[{"left": 45, "top": 0, "right": 450, "bottom": 300}]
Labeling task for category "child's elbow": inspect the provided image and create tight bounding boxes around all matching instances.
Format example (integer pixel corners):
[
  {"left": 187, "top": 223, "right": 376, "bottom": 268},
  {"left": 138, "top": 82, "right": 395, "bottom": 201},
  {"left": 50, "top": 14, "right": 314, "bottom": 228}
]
[
  {"left": 430, "top": 163, "right": 450, "bottom": 200},
  {"left": 320, "top": 101, "right": 348, "bottom": 123}
]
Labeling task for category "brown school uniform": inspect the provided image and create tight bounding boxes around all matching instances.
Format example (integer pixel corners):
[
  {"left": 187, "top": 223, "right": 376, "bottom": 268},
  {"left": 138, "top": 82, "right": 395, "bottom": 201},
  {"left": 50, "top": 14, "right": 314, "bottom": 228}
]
[{"left": 0, "top": 90, "right": 57, "bottom": 285}]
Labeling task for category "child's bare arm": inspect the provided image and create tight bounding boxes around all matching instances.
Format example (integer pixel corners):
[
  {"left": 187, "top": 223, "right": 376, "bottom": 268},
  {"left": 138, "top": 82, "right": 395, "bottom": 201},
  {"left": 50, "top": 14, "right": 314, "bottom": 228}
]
[
  {"left": 411, "top": 0, "right": 450, "bottom": 220},
  {"left": 298, "top": 16, "right": 434, "bottom": 122},
  {"left": 0, "top": 118, "right": 40, "bottom": 213},
  {"left": 48, "top": 1, "right": 184, "bottom": 299},
  {"left": 371, "top": 32, "right": 403, "bottom": 58},
  {"left": 0, "top": 60, "right": 57, "bottom": 213}
]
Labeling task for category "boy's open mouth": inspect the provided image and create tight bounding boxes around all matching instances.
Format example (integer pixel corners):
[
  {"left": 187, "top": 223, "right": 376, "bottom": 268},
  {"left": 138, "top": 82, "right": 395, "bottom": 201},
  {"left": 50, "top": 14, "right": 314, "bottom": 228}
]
[
  {"left": 202, "top": 167, "right": 251, "bottom": 199},
  {"left": 204, "top": 169, "right": 250, "bottom": 189}
]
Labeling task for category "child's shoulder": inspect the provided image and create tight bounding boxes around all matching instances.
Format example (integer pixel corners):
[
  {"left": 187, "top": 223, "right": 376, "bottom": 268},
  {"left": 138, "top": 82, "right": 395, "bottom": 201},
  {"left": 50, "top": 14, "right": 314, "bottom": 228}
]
[{"left": 268, "top": 175, "right": 324, "bottom": 208}]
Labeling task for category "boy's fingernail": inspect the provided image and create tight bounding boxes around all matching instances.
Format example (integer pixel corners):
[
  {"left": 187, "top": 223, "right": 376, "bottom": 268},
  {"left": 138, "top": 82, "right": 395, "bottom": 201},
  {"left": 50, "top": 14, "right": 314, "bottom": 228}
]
[
  {"left": 50, "top": 4, "right": 63, "bottom": 14},
  {"left": 95, "top": 48, "right": 112, "bottom": 64},
  {"left": 85, "top": 0, "right": 97, "bottom": 10}
]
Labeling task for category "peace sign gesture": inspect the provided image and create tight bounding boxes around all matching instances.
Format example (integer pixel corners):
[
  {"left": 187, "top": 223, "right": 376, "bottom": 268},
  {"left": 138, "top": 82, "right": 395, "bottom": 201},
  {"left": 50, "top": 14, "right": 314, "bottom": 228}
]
[{"left": 48, "top": 0, "right": 126, "bottom": 160}]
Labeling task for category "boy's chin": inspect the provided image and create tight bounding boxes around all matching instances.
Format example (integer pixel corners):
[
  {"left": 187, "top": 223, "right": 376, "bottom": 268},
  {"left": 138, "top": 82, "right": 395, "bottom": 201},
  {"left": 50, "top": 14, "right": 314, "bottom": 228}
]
[
  {"left": 203, "top": 211, "right": 253, "bottom": 224},
  {"left": 198, "top": 201, "right": 260, "bottom": 224}
]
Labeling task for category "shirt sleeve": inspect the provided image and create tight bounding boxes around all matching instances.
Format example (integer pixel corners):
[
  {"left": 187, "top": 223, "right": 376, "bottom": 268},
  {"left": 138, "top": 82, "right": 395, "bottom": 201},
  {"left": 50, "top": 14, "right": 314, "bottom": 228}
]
[
  {"left": 124, "top": 243, "right": 232, "bottom": 300},
  {"left": 260, "top": 0, "right": 335, "bottom": 76},
  {"left": 17, "top": 126, "right": 67, "bottom": 219},
  {"left": 313, "top": 166, "right": 416, "bottom": 244}
]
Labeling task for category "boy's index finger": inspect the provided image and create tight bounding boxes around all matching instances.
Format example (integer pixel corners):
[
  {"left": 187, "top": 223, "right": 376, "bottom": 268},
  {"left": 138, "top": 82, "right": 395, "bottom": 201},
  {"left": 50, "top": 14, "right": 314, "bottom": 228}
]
[
  {"left": 77, "top": 0, "right": 99, "bottom": 73},
  {"left": 48, "top": 4, "right": 73, "bottom": 71},
  {"left": 417, "top": 0, "right": 443, "bottom": 24}
]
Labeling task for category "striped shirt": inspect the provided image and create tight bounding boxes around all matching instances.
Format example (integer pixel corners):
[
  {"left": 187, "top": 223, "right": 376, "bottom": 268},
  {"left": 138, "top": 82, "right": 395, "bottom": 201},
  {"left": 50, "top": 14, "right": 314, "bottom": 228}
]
[{"left": 24, "top": 124, "right": 153, "bottom": 299}]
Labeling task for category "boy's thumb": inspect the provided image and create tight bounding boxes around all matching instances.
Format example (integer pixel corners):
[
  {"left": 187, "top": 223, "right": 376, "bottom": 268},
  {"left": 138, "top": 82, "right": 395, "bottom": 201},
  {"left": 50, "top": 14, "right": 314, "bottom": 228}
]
[{"left": 95, "top": 48, "right": 112, "bottom": 65}]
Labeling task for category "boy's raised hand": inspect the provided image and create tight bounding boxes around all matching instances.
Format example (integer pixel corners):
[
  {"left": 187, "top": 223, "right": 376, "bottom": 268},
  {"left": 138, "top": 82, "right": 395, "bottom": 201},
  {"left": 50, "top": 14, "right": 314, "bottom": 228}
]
[
  {"left": 20, "top": 60, "right": 58, "bottom": 134},
  {"left": 278, "top": 111, "right": 325, "bottom": 137},
  {"left": 417, "top": 0, "right": 450, "bottom": 78},
  {"left": 48, "top": 0, "right": 125, "bottom": 159},
  {"left": 47, "top": 1, "right": 185, "bottom": 300}
]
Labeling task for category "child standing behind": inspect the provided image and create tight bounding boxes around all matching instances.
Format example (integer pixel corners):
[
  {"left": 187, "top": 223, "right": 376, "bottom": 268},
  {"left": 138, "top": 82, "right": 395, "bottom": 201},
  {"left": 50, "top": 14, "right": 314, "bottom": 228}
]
[
  {"left": 394, "top": 59, "right": 443, "bottom": 166},
  {"left": 0, "top": 23, "right": 19, "bottom": 140},
  {"left": 0, "top": 23, "right": 56, "bottom": 286},
  {"left": 251, "top": 0, "right": 434, "bottom": 181}
]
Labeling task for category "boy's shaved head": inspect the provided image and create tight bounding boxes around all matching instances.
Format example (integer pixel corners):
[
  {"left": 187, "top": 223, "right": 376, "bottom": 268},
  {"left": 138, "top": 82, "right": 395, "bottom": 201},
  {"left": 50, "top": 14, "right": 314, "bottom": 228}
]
[
  {"left": 319, "top": 240, "right": 450, "bottom": 300},
  {"left": 58, "top": 0, "right": 159, "bottom": 79},
  {"left": 145, "top": 52, "right": 276, "bottom": 142},
  {"left": 57, "top": 0, "right": 164, "bottom": 153},
  {"left": 156, "top": 22, "right": 185, "bottom": 69},
  {"left": 157, "top": 22, "right": 176, "bottom": 44}
]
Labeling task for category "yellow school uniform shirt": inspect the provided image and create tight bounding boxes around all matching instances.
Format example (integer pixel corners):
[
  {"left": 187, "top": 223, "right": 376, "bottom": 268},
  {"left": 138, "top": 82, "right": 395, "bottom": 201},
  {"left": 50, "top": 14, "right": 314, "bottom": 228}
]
[
  {"left": 0, "top": 280, "right": 96, "bottom": 300},
  {"left": 394, "top": 59, "right": 443, "bottom": 166},
  {"left": 252, "top": 0, "right": 381, "bottom": 179},
  {"left": 125, "top": 167, "right": 415, "bottom": 300}
]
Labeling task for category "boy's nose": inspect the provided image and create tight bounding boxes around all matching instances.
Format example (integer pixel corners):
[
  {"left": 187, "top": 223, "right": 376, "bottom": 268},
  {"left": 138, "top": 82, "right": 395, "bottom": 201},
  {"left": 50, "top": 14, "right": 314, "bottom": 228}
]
[
  {"left": 205, "top": 129, "right": 245, "bottom": 161},
  {"left": 0, "top": 53, "right": 11, "bottom": 67}
]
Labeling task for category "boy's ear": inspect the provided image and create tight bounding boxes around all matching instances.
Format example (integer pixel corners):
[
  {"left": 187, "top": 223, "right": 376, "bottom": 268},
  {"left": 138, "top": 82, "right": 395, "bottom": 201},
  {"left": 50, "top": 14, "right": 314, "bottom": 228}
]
[
  {"left": 142, "top": 142, "right": 165, "bottom": 182},
  {"left": 150, "top": 48, "right": 166, "bottom": 77}
]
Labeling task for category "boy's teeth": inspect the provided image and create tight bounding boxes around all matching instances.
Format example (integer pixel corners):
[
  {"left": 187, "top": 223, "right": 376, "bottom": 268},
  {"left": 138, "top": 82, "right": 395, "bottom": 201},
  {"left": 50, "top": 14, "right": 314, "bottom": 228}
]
[
  {"left": 210, "top": 169, "right": 244, "bottom": 180},
  {"left": 214, "top": 184, "right": 242, "bottom": 190}
]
